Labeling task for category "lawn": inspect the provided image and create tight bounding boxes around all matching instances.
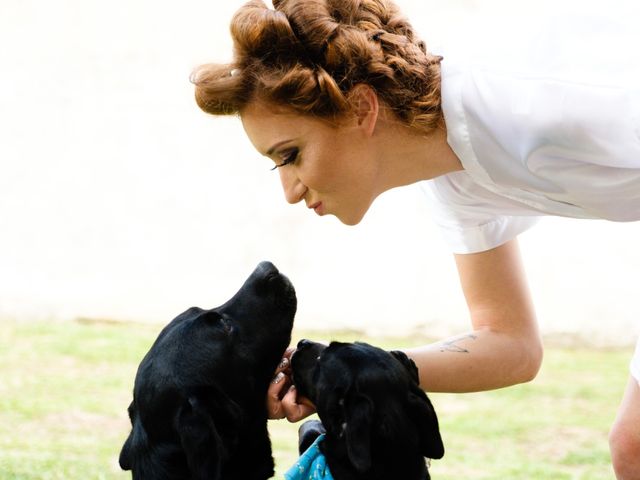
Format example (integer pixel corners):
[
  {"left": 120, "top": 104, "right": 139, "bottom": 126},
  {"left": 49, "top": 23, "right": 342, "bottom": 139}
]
[{"left": 0, "top": 319, "right": 628, "bottom": 479}]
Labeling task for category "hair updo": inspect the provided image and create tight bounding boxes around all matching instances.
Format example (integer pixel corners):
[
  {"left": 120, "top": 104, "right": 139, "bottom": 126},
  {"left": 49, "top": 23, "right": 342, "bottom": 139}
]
[{"left": 192, "top": 0, "right": 443, "bottom": 134}]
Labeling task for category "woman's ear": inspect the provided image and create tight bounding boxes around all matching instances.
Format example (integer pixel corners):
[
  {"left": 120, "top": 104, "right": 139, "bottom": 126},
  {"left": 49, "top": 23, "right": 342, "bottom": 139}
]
[{"left": 348, "top": 84, "right": 379, "bottom": 137}]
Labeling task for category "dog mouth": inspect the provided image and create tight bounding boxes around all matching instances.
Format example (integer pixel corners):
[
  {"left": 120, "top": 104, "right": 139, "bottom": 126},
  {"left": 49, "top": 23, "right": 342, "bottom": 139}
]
[
  {"left": 265, "top": 270, "right": 294, "bottom": 296},
  {"left": 256, "top": 262, "right": 297, "bottom": 312}
]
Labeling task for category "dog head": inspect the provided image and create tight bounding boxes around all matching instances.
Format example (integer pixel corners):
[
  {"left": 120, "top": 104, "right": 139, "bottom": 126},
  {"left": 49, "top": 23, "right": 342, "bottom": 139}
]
[
  {"left": 119, "top": 261, "right": 296, "bottom": 480},
  {"left": 291, "top": 340, "right": 444, "bottom": 477}
]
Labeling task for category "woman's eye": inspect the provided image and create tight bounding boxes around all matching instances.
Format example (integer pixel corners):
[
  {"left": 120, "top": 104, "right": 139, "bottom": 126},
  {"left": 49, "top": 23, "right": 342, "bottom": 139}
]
[{"left": 270, "top": 148, "right": 299, "bottom": 171}]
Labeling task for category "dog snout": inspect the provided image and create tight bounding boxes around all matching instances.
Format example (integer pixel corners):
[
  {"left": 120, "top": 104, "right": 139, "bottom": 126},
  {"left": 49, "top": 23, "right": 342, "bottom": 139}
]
[
  {"left": 251, "top": 261, "right": 282, "bottom": 288},
  {"left": 256, "top": 260, "right": 278, "bottom": 277},
  {"left": 297, "top": 339, "right": 314, "bottom": 350},
  {"left": 294, "top": 339, "right": 328, "bottom": 359}
]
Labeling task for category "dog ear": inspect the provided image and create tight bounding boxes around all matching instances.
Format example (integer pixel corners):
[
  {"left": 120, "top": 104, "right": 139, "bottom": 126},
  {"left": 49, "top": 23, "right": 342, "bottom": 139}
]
[
  {"left": 390, "top": 351, "right": 445, "bottom": 459},
  {"left": 343, "top": 393, "right": 374, "bottom": 472},
  {"left": 119, "top": 401, "right": 135, "bottom": 470},
  {"left": 119, "top": 401, "right": 155, "bottom": 477},
  {"left": 119, "top": 413, "right": 162, "bottom": 479},
  {"left": 119, "top": 431, "right": 133, "bottom": 471},
  {"left": 176, "top": 394, "right": 225, "bottom": 480},
  {"left": 408, "top": 385, "right": 445, "bottom": 459},
  {"left": 389, "top": 350, "right": 420, "bottom": 383}
]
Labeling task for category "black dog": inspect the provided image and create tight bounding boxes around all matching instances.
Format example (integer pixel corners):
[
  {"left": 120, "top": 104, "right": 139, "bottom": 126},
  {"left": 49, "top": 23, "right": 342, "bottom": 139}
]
[
  {"left": 119, "top": 261, "right": 296, "bottom": 480},
  {"left": 291, "top": 340, "right": 444, "bottom": 480}
]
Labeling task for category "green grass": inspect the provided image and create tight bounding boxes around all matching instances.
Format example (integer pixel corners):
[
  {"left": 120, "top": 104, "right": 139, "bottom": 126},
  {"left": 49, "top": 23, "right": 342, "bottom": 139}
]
[{"left": 0, "top": 320, "right": 629, "bottom": 479}]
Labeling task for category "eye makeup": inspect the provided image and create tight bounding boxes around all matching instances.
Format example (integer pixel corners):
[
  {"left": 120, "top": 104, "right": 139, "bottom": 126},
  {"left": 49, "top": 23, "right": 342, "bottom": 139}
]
[{"left": 270, "top": 147, "right": 299, "bottom": 171}]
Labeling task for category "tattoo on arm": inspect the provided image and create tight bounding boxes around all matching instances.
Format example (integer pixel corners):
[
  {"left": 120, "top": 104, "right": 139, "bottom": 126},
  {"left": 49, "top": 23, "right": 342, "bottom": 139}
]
[{"left": 439, "top": 334, "right": 478, "bottom": 353}]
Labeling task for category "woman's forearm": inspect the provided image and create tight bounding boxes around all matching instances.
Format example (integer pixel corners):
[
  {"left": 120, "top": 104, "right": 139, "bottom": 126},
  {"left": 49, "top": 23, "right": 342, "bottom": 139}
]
[
  {"left": 405, "top": 326, "right": 543, "bottom": 393},
  {"left": 407, "top": 240, "right": 543, "bottom": 393}
]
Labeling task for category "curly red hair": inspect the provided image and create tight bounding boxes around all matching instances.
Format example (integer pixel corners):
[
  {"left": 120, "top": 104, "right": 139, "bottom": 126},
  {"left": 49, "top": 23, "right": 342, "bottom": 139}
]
[{"left": 192, "top": 0, "right": 442, "bottom": 133}]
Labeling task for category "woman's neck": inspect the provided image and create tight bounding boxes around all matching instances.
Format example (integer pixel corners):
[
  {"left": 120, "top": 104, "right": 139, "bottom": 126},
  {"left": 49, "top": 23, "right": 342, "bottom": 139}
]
[{"left": 374, "top": 117, "right": 463, "bottom": 193}]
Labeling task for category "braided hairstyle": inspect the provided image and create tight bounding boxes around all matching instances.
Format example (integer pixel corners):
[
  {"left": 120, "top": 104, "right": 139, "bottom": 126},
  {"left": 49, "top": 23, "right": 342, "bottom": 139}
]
[{"left": 192, "top": 0, "right": 443, "bottom": 133}]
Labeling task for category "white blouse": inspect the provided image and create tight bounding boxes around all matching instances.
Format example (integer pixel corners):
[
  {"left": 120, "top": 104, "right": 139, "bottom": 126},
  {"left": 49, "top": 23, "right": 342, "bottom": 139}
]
[{"left": 421, "top": 15, "right": 640, "bottom": 254}]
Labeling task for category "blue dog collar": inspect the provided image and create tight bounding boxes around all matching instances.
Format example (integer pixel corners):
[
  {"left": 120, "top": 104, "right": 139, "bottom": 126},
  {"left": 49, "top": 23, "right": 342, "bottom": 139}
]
[{"left": 284, "top": 434, "right": 333, "bottom": 480}]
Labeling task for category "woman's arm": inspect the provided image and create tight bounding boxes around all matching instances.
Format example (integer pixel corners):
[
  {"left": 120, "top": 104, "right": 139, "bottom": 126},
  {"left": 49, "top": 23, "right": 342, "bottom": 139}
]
[
  {"left": 405, "top": 239, "right": 544, "bottom": 392},
  {"left": 269, "top": 238, "right": 542, "bottom": 419}
]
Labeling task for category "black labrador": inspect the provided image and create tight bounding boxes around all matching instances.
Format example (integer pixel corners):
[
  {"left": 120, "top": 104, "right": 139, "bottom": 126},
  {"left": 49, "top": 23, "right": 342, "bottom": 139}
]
[
  {"left": 291, "top": 340, "right": 444, "bottom": 480},
  {"left": 119, "top": 261, "right": 296, "bottom": 480}
]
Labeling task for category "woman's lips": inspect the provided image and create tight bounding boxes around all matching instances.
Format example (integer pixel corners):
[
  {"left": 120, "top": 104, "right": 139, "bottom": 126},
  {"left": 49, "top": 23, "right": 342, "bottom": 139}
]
[{"left": 308, "top": 202, "right": 324, "bottom": 216}]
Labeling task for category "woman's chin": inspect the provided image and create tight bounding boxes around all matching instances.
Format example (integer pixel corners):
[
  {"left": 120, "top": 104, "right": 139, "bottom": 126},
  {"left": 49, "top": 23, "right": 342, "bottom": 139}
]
[{"left": 334, "top": 208, "right": 368, "bottom": 226}]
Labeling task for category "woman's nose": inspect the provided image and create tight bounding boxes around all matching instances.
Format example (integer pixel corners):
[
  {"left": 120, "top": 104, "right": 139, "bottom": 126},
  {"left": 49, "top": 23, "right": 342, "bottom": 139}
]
[{"left": 279, "top": 168, "right": 307, "bottom": 204}]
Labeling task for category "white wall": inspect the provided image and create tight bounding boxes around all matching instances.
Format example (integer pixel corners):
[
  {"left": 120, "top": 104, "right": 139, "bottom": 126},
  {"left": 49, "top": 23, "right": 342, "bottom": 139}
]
[{"left": 1, "top": 0, "right": 638, "bottom": 347}]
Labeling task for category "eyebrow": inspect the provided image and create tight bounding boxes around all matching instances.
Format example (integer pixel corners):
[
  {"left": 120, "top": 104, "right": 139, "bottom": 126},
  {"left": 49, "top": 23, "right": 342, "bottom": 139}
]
[{"left": 266, "top": 140, "right": 293, "bottom": 156}]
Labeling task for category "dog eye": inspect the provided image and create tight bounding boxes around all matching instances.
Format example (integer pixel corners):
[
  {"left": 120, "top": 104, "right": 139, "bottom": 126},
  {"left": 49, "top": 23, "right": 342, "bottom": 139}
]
[
  {"left": 202, "top": 311, "right": 223, "bottom": 323},
  {"left": 220, "top": 318, "right": 233, "bottom": 334},
  {"left": 202, "top": 311, "right": 233, "bottom": 334}
]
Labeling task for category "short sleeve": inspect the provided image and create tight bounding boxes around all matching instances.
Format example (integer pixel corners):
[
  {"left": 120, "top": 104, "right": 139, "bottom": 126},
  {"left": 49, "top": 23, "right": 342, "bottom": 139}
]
[{"left": 420, "top": 172, "right": 540, "bottom": 254}]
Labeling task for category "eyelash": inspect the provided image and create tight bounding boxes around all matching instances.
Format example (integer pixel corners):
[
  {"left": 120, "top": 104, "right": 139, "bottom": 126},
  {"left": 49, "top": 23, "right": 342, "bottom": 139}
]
[{"left": 270, "top": 148, "right": 299, "bottom": 171}]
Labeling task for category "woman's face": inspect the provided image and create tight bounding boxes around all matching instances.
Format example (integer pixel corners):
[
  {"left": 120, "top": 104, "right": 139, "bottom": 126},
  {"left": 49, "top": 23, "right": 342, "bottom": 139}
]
[{"left": 241, "top": 100, "right": 380, "bottom": 225}]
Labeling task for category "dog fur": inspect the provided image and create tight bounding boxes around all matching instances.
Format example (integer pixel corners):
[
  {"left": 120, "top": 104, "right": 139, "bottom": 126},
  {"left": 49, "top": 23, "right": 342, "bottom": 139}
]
[
  {"left": 291, "top": 340, "right": 444, "bottom": 480},
  {"left": 119, "top": 261, "right": 296, "bottom": 480}
]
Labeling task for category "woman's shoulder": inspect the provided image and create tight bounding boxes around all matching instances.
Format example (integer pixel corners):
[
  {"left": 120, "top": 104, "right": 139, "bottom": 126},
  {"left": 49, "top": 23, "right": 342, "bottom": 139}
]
[{"left": 439, "top": 12, "right": 640, "bottom": 172}]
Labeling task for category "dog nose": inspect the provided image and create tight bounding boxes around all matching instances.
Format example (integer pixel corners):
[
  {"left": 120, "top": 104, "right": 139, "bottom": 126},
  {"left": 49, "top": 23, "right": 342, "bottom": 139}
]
[{"left": 297, "top": 339, "right": 313, "bottom": 350}]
